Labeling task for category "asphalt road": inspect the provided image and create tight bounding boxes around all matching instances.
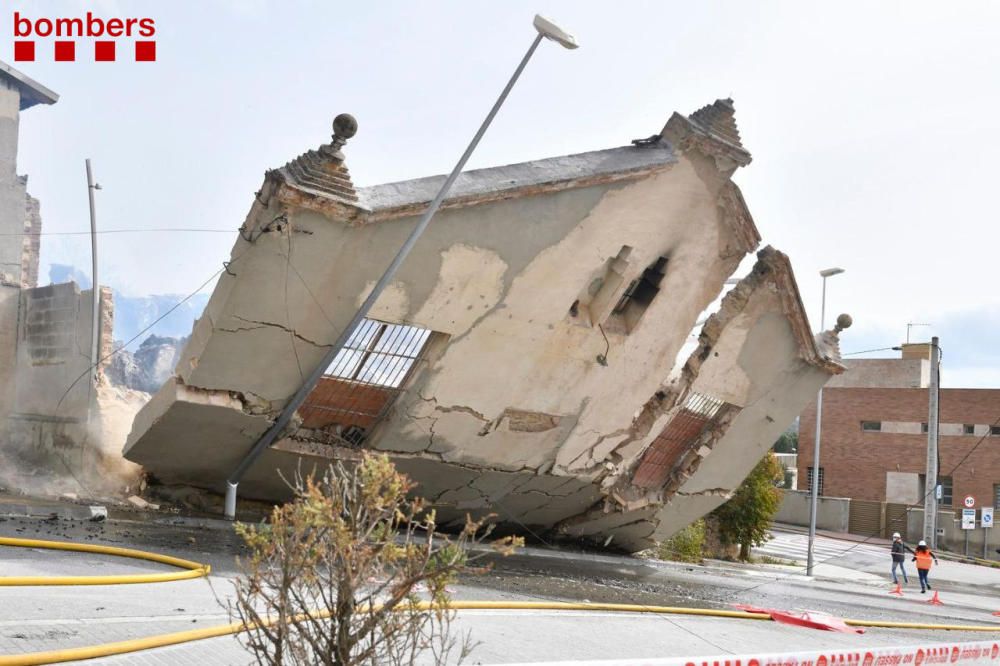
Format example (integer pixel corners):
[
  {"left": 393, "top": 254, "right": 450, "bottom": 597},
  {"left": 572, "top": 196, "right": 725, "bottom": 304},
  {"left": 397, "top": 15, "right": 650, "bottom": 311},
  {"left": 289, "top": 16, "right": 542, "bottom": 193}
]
[{"left": 3, "top": 516, "right": 1000, "bottom": 664}]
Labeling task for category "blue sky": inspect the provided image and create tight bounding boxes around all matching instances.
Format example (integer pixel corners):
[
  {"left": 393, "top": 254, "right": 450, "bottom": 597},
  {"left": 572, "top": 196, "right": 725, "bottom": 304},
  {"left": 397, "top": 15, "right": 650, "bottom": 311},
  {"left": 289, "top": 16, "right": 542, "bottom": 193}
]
[{"left": 5, "top": 1, "right": 1000, "bottom": 387}]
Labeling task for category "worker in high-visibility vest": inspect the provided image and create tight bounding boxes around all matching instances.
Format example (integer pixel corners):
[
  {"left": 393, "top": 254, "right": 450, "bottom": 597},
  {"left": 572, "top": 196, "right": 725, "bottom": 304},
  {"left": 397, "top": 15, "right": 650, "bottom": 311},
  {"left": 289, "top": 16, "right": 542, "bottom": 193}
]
[{"left": 911, "top": 540, "right": 940, "bottom": 593}]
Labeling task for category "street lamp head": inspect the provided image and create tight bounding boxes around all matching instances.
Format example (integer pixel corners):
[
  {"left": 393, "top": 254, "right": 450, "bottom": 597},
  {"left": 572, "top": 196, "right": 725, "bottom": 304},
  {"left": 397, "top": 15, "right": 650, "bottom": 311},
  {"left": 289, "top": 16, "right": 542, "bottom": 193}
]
[
  {"left": 819, "top": 267, "right": 845, "bottom": 278},
  {"left": 533, "top": 15, "right": 578, "bottom": 49}
]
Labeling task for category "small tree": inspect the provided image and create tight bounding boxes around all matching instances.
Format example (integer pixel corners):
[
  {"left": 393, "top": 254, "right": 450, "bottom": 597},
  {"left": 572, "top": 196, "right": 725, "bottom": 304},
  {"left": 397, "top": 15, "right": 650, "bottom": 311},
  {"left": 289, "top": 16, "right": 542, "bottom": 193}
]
[
  {"left": 772, "top": 430, "right": 798, "bottom": 454},
  {"left": 710, "top": 451, "right": 784, "bottom": 561},
  {"left": 231, "top": 453, "right": 522, "bottom": 666}
]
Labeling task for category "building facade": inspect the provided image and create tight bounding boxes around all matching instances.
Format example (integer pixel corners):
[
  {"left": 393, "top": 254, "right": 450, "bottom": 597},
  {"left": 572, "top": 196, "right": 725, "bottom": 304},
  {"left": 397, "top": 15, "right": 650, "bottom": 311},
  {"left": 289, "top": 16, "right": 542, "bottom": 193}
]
[
  {"left": 124, "top": 99, "right": 848, "bottom": 551},
  {"left": 798, "top": 345, "right": 1000, "bottom": 510}
]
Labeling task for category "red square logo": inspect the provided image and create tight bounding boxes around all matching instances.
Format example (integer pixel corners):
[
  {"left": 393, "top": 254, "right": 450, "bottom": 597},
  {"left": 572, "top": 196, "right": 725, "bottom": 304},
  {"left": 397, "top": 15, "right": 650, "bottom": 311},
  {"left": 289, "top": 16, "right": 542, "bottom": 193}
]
[
  {"left": 14, "top": 41, "right": 34, "bottom": 62},
  {"left": 135, "top": 41, "right": 156, "bottom": 62},
  {"left": 54, "top": 41, "right": 75, "bottom": 62},
  {"left": 95, "top": 41, "right": 116, "bottom": 62}
]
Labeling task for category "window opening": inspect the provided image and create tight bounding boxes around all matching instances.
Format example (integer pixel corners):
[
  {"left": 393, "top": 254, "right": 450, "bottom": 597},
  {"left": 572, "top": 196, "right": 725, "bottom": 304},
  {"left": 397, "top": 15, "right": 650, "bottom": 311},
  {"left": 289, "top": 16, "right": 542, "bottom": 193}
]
[
  {"left": 299, "top": 318, "right": 434, "bottom": 446},
  {"left": 964, "top": 424, "right": 976, "bottom": 435},
  {"left": 807, "top": 466, "right": 825, "bottom": 496},
  {"left": 861, "top": 421, "right": 882, "bottom": 432}
]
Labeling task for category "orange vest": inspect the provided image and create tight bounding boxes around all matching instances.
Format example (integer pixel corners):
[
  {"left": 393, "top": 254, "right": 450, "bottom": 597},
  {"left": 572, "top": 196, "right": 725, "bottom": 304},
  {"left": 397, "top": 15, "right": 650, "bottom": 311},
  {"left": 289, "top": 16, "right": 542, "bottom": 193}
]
[{"left": 915, "top": 550, "right": 934, "bottom": 570}]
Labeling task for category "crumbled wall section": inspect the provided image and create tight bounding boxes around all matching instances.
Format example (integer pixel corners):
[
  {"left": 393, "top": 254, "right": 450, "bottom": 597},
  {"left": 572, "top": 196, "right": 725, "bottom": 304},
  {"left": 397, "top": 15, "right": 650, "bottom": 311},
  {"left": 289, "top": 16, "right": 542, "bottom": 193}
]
[
  {"left": 21, "top": 283, "right": 79, "bottom": 366},
  {"left": 20, "top": 191, "right": 40, "bottom": 289},
  {"left": 98, "top": 286, "right": 114, "bottom": 376}
]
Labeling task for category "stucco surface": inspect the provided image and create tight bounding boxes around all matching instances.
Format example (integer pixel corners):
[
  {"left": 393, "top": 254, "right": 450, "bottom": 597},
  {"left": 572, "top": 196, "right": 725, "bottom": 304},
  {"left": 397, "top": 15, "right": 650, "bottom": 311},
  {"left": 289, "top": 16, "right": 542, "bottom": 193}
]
[{"left": 124, "top": 101, "right": 844, "bottom": 551}]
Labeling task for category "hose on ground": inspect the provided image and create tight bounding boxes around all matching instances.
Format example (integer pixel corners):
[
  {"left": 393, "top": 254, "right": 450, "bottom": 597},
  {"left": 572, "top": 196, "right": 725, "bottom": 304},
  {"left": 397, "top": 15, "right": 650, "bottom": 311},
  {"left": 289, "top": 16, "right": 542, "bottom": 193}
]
[{"left": 2, "top": 537, "right": 999, "bottom": 666}]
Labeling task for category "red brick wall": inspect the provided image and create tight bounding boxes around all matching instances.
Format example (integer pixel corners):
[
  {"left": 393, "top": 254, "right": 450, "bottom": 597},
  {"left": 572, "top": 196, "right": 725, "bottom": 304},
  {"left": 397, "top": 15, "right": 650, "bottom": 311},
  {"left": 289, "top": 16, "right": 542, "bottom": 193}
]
[{"left": 799, "top": 388, "right": 1000, "bottom": 506}]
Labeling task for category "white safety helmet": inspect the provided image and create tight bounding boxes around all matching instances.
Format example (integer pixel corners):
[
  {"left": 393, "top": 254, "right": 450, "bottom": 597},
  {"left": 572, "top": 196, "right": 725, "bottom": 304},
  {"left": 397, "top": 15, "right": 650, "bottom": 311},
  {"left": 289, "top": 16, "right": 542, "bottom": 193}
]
[
  {"left": 918, "top": 540, "right": 927, "bottom": 547},
  {"left": 892, "top": 532, "right": 901, "bottom": 539}
]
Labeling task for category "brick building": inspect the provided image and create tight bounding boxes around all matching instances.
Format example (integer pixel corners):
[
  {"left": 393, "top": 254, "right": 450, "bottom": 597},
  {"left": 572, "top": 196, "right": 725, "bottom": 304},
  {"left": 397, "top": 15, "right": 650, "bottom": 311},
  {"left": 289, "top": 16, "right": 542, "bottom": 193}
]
[{"left": 798, "top": 344, "right": 1000, "bottom": 510}]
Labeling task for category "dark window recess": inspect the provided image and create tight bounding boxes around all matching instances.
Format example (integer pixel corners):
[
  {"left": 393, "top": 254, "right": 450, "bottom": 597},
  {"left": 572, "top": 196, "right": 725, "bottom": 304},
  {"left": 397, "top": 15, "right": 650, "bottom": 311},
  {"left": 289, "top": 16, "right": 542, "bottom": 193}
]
[
  {"left": 964, "top": 424, "right": 976, "bottom": 435},
  {"left": 861, "top": 421, "right": 882, "bottom": 432},
  {"left": 992, "top": 425, "right": 1000, "bottom": 436},
  {"left": 806, "top": 466, "right": 824, "bottom": 496},
  {"left": 994, "top": 484, "right": 1000, "bottom": 510},
  {"left": 340, "top": 425, "right": 367, "bottom": 446},
  {"left": 921, "top": 422, "right": 929, "bottom": 434},
  {"left": 614, "top": 256, "right": 668, "bottom": 314},
  {"left": 939, "top": 476, "right": 953, "bottom": 506}
]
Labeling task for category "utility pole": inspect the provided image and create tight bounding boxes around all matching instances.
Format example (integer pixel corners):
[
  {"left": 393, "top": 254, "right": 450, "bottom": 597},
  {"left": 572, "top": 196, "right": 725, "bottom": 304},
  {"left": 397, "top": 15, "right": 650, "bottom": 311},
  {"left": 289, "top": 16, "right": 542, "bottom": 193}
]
[
  {"left": 923, "top": 336, "right": 940, "bottom": 548},
  {"left": 85, "top": 159, "right": 101, "bottom": 422}
]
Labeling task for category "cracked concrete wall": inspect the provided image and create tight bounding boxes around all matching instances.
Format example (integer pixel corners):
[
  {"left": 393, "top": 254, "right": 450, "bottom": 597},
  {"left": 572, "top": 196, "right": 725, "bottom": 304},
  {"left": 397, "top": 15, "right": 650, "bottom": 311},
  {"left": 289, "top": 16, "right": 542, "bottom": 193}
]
[
  {"left": 559, "top": 257, "right": 840, "bottom": 551},
  {"left": 127, "top": 147, "right": 751, "bottom": 497},
  {"left": 381, "top": 157, "right": 748, "bottom": 480},
  {"left": 123, "top": 107, "right": 842, "bottom": 551}
]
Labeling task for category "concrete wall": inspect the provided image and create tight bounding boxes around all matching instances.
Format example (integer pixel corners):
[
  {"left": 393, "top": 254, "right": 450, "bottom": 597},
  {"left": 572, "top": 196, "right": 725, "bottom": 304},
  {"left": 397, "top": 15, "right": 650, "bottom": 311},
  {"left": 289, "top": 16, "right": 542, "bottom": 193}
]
[
  {"left": 903, "top": 508, "right": 1000, "bottom": 557},
  {"left": 13, "top": 282, "right": 97, "bottom": 419},
  {"left": 826, "top": 359, "right": 928, "bottom": 389},
  {"left": 775, "top": 489, "right": 851, "bottom": 533},
  {"left": 0, "top": 80, "right": 25, "bottom": 285},
  {"left": 124, "top": 102, "right": 842, "bottom": 551}
]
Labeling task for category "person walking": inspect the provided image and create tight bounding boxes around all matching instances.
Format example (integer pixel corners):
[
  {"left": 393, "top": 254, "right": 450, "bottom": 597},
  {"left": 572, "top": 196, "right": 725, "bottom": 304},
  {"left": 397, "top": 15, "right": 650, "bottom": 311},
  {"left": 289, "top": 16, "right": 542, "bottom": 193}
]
[
  {"left": 890, "top": 532, "right": 914, "bottom": 585},
  {"left": 912, "top": 539, "right": 940, "bottom": 593}
]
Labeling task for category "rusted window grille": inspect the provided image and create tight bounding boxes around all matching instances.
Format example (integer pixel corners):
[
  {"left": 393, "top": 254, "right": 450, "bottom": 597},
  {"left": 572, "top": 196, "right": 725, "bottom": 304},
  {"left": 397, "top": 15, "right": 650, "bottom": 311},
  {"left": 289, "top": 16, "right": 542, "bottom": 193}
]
[
  {"left": 298, "top": 318, "right": 432, "bottom": 442},
  {"left": 632, "top": 392, "right": 727, "bottom": 490}
]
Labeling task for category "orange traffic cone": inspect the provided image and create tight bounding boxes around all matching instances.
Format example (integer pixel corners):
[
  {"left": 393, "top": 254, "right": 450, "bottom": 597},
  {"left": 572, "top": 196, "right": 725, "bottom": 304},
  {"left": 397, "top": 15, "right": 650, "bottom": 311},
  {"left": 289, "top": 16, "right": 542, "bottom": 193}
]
[
  {"left": 927, "top": 590, "right": 943, "bottom": 605},
  {"left": 889, "top": 583, "right": 903, "bottom": 596}
]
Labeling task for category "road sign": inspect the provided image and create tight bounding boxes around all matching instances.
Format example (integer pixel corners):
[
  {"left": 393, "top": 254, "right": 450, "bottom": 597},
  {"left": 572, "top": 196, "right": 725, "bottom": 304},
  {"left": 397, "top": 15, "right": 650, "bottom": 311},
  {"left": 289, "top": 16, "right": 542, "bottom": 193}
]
[
  {"left": 962, "top": 508, "right": 976, "bottom": 529},
  {"left": 964, "top": 495, "right": 976, "bottom": 508},
  {"left": 983, "top": 507, "right": 994, "bottom": 528}
]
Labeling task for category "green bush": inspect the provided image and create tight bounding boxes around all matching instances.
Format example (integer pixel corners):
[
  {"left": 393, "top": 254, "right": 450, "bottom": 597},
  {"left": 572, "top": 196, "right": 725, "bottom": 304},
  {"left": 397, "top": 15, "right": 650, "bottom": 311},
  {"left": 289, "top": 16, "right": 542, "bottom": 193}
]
[
  {"left": 710, "top": 452, "right": 785, "bottom": 561},
  {"left": 655, "top": 519, "right": 705, "bottom": 563}
]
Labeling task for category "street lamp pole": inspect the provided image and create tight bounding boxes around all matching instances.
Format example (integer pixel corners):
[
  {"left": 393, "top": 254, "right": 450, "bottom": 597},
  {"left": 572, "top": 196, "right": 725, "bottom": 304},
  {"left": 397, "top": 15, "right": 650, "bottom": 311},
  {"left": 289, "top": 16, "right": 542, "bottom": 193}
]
[
  {"left": 806, "top": 266, "right": 845, "bottom": 576},
  {"left": 223, "top": 15, "right": 579, "bottom": 520}
]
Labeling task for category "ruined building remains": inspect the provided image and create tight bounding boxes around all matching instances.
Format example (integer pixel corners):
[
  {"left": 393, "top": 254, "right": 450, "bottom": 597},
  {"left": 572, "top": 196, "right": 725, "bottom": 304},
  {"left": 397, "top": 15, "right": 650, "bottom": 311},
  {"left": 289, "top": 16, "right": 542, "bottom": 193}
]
[
  {"left": 0, "top": 61, "right": 137, "bottom": 495},
  {"left": 125, "top": 98, "right": 847, "bottom": 551}
]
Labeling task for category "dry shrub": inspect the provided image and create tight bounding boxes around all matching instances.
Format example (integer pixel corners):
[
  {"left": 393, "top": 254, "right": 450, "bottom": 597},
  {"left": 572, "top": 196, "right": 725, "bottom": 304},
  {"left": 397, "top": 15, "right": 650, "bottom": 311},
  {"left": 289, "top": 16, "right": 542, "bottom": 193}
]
[{"left": 231, "top": 453, "right": 522, "bottom": 665}]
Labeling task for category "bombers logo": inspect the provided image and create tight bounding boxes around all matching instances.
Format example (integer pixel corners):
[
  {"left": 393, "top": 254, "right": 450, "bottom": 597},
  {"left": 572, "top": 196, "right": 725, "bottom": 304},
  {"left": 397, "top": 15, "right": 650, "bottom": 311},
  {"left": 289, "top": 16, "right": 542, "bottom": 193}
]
[{"left": 12, "top": 11, "right": 156, "bottom": 62}]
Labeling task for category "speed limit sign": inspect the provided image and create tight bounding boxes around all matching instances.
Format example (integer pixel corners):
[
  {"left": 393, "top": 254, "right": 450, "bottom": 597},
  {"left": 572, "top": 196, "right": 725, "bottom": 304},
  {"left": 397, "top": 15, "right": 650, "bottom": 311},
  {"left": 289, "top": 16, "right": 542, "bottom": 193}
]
[{"left": 964, "top": 495, "right": 976, "bottom": 508}]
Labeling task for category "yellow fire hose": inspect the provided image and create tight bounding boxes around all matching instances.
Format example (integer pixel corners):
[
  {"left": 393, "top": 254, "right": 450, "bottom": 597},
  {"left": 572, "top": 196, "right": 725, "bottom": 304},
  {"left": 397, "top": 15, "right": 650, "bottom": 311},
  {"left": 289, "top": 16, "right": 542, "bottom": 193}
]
[
  {"left": 0, "top": 537, "right": 209, "bottom": 585},
  {"left": 2, "top": 537, "right": 1000, "bottom": 665}
]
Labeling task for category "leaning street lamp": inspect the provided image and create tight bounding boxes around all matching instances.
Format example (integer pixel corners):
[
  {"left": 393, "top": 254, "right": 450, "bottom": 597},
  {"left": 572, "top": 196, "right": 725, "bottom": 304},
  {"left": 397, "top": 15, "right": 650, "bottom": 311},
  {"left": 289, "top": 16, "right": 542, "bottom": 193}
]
[
  {"left": 223, "top": 15, "right": 579, "bottom": 520},
  {"left": 806, "top": 266, "right": 845, "bottom": 576}
]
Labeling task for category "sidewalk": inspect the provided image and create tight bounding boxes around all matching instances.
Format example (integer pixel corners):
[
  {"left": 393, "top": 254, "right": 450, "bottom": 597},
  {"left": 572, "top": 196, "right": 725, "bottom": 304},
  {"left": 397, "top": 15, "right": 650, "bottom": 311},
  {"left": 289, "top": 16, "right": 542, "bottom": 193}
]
[{"left": 772, "top": 523, "right": 1000, "bottom": 592}]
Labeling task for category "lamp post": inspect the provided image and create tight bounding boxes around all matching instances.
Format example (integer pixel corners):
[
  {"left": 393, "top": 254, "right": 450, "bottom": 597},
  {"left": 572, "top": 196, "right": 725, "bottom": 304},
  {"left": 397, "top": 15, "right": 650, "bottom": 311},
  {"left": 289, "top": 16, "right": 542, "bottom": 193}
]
[
  {"left": 806, "top": 266, "right": 845, "bottom": 576},
  {"left": 223, "top": 15, "right": 579, "bottom": 520},
  {"left": 85, "top": 159, "right": 102, "bottom": 422}
]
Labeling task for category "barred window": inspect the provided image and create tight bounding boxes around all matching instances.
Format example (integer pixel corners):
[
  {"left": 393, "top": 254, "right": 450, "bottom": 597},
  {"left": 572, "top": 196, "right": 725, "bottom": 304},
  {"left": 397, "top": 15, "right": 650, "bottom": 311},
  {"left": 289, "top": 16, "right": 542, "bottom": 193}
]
[
  {"left": 806, "top": 466, "right": 824, "bottom": 496},
  {"left": 326, "top": 319, "right": 431, "bottom": 388}
]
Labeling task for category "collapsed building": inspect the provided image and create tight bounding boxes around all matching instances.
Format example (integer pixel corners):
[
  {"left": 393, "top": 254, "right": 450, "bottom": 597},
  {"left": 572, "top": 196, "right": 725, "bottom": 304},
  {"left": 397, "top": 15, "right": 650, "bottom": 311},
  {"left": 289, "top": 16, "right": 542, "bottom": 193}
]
[
  {"left": 124, "top": 98, "right": 848, "bottom": 551},
  {"left": 0, "top": 61, "right": 140, "bottom": 496}
]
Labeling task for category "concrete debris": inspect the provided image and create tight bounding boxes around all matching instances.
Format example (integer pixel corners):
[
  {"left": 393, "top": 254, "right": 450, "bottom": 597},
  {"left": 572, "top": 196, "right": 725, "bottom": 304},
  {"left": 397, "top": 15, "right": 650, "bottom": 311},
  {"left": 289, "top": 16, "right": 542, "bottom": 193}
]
[
  {"left": 123, "top": 99, "right": 849, "bottom": 552},
  {"left": 126, "top": 495, "right": 159, "bottom": 511}
]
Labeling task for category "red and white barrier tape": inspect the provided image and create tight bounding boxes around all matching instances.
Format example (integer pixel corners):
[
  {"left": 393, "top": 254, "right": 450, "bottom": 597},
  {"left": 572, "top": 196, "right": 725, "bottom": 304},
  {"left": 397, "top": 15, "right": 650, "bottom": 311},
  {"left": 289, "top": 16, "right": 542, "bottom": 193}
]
[{"left": 491, "top": 640, "right": 1000, "bottom": 666}]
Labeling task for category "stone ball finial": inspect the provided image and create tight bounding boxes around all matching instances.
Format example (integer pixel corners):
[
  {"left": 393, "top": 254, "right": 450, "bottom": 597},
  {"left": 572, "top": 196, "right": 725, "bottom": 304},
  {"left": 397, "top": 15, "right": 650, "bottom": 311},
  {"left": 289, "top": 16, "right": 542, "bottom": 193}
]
[
  {"left": 322, "top": 113, "right": 358, "bottom": 162},
  {"left": 834, "top": 313, "right": 853, "bottom": 333},
  {"left": 333, "top": 113, "right": 358, "bottom": 141}
]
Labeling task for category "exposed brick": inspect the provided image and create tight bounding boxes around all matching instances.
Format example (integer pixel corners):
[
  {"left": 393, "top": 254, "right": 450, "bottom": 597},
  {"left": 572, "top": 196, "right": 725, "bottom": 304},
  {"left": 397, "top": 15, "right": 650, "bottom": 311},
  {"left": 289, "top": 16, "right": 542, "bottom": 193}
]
[{"left": 799, "top": 388, "right": 1000, "bottom": 507}]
